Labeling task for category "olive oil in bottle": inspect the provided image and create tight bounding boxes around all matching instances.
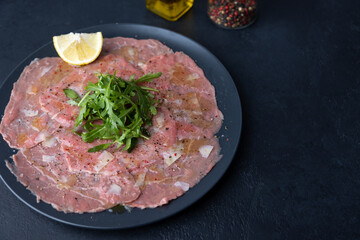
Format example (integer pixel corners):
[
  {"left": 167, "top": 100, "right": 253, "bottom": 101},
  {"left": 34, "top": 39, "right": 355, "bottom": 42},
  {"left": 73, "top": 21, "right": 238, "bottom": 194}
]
[{"left": 146, "top": 0, "right": 194, "bottom": 21}]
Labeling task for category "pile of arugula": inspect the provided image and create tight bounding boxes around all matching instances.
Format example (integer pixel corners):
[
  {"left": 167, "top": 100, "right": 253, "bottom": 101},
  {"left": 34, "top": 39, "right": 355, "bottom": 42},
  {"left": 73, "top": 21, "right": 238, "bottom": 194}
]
[{"left": 63, "top": 72, "right": 161, "bottom": 153}]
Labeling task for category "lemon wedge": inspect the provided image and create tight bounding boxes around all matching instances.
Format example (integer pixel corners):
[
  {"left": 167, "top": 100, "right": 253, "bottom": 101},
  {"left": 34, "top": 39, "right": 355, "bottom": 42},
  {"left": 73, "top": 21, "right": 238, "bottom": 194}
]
[{"left": 53, "top": 32, "right": 103, "bottom": 66}]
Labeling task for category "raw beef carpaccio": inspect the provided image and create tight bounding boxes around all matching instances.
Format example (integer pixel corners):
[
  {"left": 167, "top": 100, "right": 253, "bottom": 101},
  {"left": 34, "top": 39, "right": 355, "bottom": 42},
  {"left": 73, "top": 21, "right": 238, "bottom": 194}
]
[{"left": 0, "top": 37, "right": 223, "bottom": 213}]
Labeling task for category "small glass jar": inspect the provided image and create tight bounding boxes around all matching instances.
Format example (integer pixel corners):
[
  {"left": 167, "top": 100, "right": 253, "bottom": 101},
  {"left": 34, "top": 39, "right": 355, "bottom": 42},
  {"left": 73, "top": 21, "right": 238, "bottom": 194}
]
[
  {"left": 146, "top": 0, "right": 194, "bottom": 21},
  {"left": 208, "top": 0, "right": 257, "bottom": 29}
]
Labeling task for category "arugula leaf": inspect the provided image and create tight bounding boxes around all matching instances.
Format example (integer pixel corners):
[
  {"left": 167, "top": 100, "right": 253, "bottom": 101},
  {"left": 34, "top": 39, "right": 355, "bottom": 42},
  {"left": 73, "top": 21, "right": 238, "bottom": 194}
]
[
  {"left": 63, "top": 89, "right": 81, "bottom": 103},
  {"left": 64, "top": 72, "right": 161, "bottom": 153},
  {"left": 135, "top": 72, "right": 162, "bottom": 83},
  {"left": 67, "top": 100, "right": 79, "bottom": 106},
  {"left": 126, "top": 138, "right": 138, "bottom": 153},
  {"left": 88, "top": 143, "right": 112, "bottom": 153}
]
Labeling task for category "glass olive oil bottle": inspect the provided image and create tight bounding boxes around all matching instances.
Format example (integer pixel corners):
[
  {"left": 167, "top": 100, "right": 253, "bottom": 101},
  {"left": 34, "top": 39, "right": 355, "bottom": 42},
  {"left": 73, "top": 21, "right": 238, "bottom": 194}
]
[{"left": 146, "top": 0, "right": 194, "bottom": 21}]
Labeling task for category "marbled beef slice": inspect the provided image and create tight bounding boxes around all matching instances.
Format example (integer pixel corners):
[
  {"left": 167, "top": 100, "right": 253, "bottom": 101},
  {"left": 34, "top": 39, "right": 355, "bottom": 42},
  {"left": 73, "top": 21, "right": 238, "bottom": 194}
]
[
  {"left": 7, "top": 136, "right": 141, "bottom": 213},
  {"left": 0, "top": 58, "right": 74, "bottom": 148},
  {"left": 127, "top": 138, "right": 221, "bottom": 208},
  {"left": 102, "top": 37, "right": 172, "bottom": 68},
  {"left": 125, "top": 52, "right": 223, "bottom": 208}
]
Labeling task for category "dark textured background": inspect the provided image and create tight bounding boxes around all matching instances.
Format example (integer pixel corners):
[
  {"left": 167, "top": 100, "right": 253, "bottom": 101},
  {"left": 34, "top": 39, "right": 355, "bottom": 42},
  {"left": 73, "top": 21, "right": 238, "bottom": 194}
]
[{"left": 0, "top": 0, "right": 359, "bottom": 239}]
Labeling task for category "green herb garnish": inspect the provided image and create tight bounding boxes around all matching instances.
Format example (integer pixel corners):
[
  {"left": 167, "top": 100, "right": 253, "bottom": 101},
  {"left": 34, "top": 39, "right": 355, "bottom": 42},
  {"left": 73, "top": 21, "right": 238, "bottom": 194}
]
[{"left": 63, "top": 72, "right": 161, "bottom": 153}]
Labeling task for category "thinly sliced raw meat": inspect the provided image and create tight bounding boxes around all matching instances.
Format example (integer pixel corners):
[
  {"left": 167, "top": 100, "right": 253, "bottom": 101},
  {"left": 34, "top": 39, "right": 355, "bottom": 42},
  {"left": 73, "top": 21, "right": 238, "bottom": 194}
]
[
  {"left": 161, "top": 90, "right": 223, "bottom": 138},
  {"left": 0, "top": 58, "right": 74, "bottom": 148},
  {"left": 127, "top": 138, "right": 221, "bottom": 208},
  {"left": 123, "top": 52, "right": 224, "bottom": 208},
  {"left": 8, "top": 137, "right": 141, "bottom": 213},
  {"left": 7, "top": 154, "right": 106, "bottom": 213},
  {"left": 0, "top": 37, "right": 224, "bottom": 212},
  {"left": 58, "top": 130, "right": 114, "bottom": 173},
  {"left": 143, "top": 52, "right": 215, "bottom": 96},
  {"left": 102, "top": 37, "right": 172, "bottom": 68}
]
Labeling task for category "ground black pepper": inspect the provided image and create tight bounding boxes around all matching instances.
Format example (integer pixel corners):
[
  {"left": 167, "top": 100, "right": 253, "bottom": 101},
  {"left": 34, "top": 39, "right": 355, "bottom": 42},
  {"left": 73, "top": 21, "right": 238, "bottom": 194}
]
[{"left": 208, "top": 0, "right": 257, "bottom": 29}]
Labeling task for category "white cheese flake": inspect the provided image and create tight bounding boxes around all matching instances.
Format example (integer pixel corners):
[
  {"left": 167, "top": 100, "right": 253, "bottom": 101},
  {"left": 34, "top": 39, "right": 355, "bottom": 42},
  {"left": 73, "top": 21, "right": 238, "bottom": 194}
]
[
  {"left": 22, "top": 109, "right": 38, "bottom": 117},
  {"left": 155, "top": 113, "right": 165, "bottom": 128},
  {"left": 94, "top": 151, "right": 114, "bottom": 172},
  {"left": 135, "top": 172, "right": 147, "bottom": 187},
  {"left": 187, "top": 73, "right": 199, "bottom": 82},
  {"left": 127, "top": 47, "right": 135, "bottom": 57},
  {"left": 42, "top": 155, "right": 56, "bottom": 162},
  {"left": 26, "top": 86, "right": 37, "bottom": 95},
  {"left": 188, "top": 94, "right": 201, "bottom": 114},
  {"left": 51, "top": 112, "right": 61, "bottom": 120},
  {"left": 40, "top": 66, "right": 52, "bottom": 77},
  {"left": 61, "top": 176, "right": 68, "bottom": 182},
  {"left": 163, "top": 145, "right": 183, "bottom": 167},
  {"left": 159, "top": 197, "right": 168, "bottom": 205},
  {"left": 42, "top": 136, "right": 57, "bottom": 148},
  {"left": 107, "top": 184, "right": 122, "bottom": 195},
  {"left": 174, "top": 181, "right": 189, "bottom": 191},
  {"left": 199, "top": 145, "right": 214, "bottom": 158},
  {"left": 35, "top": 131, "right": 49, "bottom": 143}
]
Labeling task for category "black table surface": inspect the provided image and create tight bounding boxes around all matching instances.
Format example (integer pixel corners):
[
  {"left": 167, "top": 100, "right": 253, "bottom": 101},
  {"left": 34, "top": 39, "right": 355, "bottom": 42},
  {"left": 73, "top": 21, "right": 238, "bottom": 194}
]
[{"left": 0, "top": 0, "right": 359, "bottom": 239}]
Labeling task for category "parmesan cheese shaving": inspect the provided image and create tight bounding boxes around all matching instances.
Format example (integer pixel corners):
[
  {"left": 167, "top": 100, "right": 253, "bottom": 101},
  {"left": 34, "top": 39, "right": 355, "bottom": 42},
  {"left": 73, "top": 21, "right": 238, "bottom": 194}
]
[
  {"left": 22, "top": 109, "right": 38, "bottom": 117},
  {"left": 199, "top": 145, "right": 214, "bottom": 158},
  {"left": 51, "top": 112, "right": 61, "bottom": 120},
  {"left": 40, "top": 66, "right": 52, "bottom": 77},
  {"left": 26, "top": 88, "right": 37, "bottom": 95},
  {"left": 174, "top": 181, "right": 189, "bottom": 191},
  {"left": 61, "top": 176, "right": 68, "bottom": 182},
  {"left": 42, "top": 155, "right": 56, "bottom": 162},
  {"left": 155, "top": 113, "right": 165, "bottom": 128},
  {"left": 187, "top": 73, "right": 199, "bottom": 82},
  {"left": 42, "top": 136, "right": 57, "bottom": 148},
  {"left": 159, "top": 197, "right": 168, "bottom": 205},
  {"left": 107, "top": 184, "right": 122, "bottom": 195},
  {"left": 163, "top": 145, "right": 183, "bottom": 166},
  {"left": 127, "top": 47, "right": 135, "bottom": 57},
  {"left": 94, "top": 151, "right": 114, "bottom": 172},
  {"left": 135, "top": 172, "right": 147, "bottom": 187},
  {"left": 35, "top": 131, "right": 49, "bottom": 143}
]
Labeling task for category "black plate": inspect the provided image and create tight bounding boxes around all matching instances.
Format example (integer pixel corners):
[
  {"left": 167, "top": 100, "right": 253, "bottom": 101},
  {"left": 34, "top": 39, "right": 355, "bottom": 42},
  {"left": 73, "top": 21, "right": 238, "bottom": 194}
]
[{"left": 0, "top": 23, "right": 242, "bottom": 229}]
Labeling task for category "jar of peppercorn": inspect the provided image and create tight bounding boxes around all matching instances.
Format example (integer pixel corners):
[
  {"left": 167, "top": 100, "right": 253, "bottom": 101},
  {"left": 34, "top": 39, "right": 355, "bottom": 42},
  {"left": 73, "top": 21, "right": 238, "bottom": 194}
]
[{"left": 208, "top": 0, "right": 257, "bottom": 29}]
